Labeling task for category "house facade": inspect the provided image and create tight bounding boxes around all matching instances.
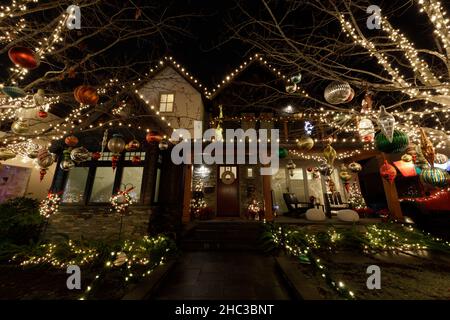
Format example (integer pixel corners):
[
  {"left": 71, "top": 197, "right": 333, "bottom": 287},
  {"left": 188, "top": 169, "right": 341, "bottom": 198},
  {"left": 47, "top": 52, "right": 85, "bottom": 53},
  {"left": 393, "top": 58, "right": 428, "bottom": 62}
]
[{"left": 23, "top": 56, "right": 355, "bottom": 241}]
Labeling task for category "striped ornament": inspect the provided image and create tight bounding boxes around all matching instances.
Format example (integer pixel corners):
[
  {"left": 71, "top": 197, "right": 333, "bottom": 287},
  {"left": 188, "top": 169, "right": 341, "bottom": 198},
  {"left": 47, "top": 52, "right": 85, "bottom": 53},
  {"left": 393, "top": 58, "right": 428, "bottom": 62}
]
[
  {"left": 375, "top": 130, "right": 409, "bottom": 154},
  {"left": 420, "top": 168, "right": 449, "bottom": 188}
]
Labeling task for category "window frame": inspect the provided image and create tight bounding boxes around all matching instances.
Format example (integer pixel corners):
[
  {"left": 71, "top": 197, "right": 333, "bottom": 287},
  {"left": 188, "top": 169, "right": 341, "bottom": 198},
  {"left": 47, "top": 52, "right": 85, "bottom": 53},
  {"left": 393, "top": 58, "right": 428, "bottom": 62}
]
[
  {"left": 58, "top": 151, "right": 147, "bottom": 206},
  {"left": 158, "top": 92, "right": 175, "bottom": 113}
]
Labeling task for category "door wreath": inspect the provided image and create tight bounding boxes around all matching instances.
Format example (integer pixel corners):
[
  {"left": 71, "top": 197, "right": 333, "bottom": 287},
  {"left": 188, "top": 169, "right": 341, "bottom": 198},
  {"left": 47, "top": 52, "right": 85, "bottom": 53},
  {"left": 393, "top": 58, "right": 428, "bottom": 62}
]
[{"left": 221, "top": 170, "right": 235, "bottom": 184}]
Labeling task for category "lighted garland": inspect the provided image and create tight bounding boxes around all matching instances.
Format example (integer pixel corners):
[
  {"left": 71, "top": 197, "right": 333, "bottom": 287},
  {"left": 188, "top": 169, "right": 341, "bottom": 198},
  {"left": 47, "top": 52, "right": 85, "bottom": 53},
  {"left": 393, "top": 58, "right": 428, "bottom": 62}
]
[{"left": 39, "top": 192, "right": 61, "bottom": 218}]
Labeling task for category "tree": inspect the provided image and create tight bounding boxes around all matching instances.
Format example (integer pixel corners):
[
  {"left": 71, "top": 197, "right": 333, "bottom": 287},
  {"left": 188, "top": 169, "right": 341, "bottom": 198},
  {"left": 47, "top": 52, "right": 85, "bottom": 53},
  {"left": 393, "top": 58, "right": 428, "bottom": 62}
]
[{"left": 226, "top": 0, "right": 450, "bottom": 151}]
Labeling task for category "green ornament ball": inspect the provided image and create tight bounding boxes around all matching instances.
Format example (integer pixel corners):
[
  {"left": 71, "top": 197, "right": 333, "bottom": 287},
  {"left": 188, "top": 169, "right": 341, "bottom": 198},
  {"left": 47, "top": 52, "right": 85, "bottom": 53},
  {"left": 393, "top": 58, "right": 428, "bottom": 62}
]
[
  {"left": 278, "top": 148, "right": 288, "bottom": 159},
  {"left": 375, "top": 130, "right": 409, "bottom": 154}
]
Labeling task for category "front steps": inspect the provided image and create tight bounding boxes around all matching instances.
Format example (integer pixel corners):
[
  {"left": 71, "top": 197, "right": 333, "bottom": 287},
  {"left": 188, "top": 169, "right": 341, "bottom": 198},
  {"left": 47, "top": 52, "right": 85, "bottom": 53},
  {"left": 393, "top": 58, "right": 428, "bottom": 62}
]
[{"left": 181, "top": 221, "right": 264, "bottom": 251}]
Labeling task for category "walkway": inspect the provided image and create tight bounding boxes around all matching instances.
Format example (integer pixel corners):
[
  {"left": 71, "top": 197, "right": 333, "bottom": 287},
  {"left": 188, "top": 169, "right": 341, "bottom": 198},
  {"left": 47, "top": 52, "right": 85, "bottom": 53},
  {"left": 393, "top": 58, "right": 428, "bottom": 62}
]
[{"left": 153, "top": 251, "right": 291, "bottom": 300}]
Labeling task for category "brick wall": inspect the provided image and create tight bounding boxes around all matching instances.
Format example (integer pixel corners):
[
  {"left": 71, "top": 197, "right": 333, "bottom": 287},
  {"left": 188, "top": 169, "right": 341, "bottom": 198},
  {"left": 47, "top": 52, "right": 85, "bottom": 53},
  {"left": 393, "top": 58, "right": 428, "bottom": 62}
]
[{"left": 44, "top": 206, "right": 152, "bottom": 242}]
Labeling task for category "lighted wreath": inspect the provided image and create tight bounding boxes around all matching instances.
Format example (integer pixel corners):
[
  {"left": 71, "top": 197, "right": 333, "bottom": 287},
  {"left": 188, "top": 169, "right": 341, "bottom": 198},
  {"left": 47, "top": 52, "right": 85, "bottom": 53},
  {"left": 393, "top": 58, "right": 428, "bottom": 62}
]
[
  {"left": 110, "top": 187, "right": 135, "bottom": 215},
  {"left": 221, "top": 170, "right": 235, "bottom": 184},
  {"left": 39, "top": 192, "right": 61, "bottom": 219}
]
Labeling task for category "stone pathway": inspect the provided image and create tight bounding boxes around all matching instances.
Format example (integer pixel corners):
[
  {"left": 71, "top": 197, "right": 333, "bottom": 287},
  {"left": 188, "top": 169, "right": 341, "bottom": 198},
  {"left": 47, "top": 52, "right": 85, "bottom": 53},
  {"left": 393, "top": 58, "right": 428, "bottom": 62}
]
[{"left": 153, "top": 251, "right": 291, "bottom": 300}]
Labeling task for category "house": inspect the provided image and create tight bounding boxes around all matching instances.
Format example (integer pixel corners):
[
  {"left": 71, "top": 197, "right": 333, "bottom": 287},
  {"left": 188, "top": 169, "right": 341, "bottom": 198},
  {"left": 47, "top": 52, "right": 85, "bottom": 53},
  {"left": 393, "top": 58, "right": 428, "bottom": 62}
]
[{"left": 9, "top": 55, "right": 368, "bottom": 241}]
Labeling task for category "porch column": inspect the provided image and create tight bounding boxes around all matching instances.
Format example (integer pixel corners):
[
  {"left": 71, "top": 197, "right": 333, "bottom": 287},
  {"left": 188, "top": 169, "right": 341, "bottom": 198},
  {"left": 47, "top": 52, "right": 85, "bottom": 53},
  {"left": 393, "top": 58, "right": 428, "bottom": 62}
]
[
  {"left": 262, "top": 168, "right": 274, "bottom": 221},
  {"left": 377, "top": 154, "right": 403, "bottom": 220},
  {"left": 182, "top": 164, "right": 192, "bottom": 224}
]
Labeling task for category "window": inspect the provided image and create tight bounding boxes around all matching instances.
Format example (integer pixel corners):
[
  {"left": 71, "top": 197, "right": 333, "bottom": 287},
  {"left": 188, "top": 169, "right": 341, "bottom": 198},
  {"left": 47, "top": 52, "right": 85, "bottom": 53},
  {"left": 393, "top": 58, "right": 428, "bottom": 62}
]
[
  {"left": 247, "top": 167, "right": 254, "bottom": 178},
  {"left": 62, "top": 167, "right": 89, "bottom": 203},
  {"left": 90, "top": 167, "right": 116, "bottom": 202},
  {"left": 159, "top": 93, "right": 174, "bottom": 112},
  {"left": 120, "top": 167, "right": 144, "bottom": 202}
]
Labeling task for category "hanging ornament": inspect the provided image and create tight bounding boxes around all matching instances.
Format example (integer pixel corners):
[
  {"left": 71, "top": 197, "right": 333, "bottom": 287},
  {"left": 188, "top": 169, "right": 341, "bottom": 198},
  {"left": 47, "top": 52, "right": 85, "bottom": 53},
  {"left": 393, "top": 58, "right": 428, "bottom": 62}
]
[
  {"left": 435, "top": 153, "right": 448, "bottom": 165},
  {"left": 285, "top": 83, "right": 297, "bottom": 93},
  {"left": 375, "top": 130, "right": 409, "bottom": 153},
  {"left": 91, "top": 151, "right": 101, "bottom": 161},
  {"left": 312, "top": 167, "right": 320, "bottom": 179},
  {"left": 290, "top": 73, "right": 302, "bottom": 84},
  {"left": 380, "top": 160, "right": 397, "bottom": 184},
  {"left": 420, "top": 168, "right": 448, "bottom": 188},
  {"left": 11, "top": 119, "right": 29, "bottom": 134},
  {"left": 108, "top": 134, "right": 126, "bottom": 171},
  {"left": 70, "top": 147, "right": 90, "bottom": 163},
  {"left": 37, "top": 148, "right": 54, "bottom": 181},
  {"left": 348, "top": 162, "right": 362, "bottom": 173},
  {"left": 377, "top": 106, "right": 395, "bottom": 143},
  {"left": 361, "top": 91, "right": 374, "bottom": 113},
  {"left": 0, "top": 148, "right": 16, "bottom": 161},
  {"left": 131, "top": 155, "right": 141, "bottom": 165},
  {"left": 420, "top": 128, "right": 435, "bottom": 168},
  {"left": 64, "top": 134, "right": 79, "bottom": 147},
  {"left": 74, "top": 85, "right": 99, "bottom": 105},
  {"left": 60, "top": 150, "right": 75, "bottom": 171},
  {"left": 37, "top": 109, "right": 48, "bottom": 118},
  {"left": 405, "top": 143, "right": 417, "bottom": 158},
  {"left": 358, "top": 118, "right": 375, "bottom": 142},
  {"left": 323, "top": 144, "right": 337, "bottom": 166},
  {"left": 101, "top": 129, "right": 109, "bottom": 155},
  {"left": 324, "top": 81, "right": 354, "bottom": 104},
  {"left": 286, "top": 160, "right": 296, "bottom": 177},
  {"left": 296, "top": 136, "right": 314, "bottom": 151},
  {"left": 401, "top": 154, "right": 413, "bottom": 162},
  {"left": 159, "top": 139, "right": 169, "bottom": 150},
  {"left": 306, "top": 167, "right": 313, "bottom": 173},
  {"left": 146, "top": 131, "right": 163, "bottom": 143},
  {"left": 8, "top": 47, "right": 40, "bottom": 69},
  {"left": 33, "top": 89, "right": 46, "bottom": 106},
  {"left": 278, "top": 148, "right": 288, "bottom": 159},
  {"left": 125, "top": 139, "right": 140, "bottom": 151},
  {"left": 318, "top": 161, "right": 333, "bottom": 176},
  {"left": 1, "top": 86, "right": 27, "bottom": 98}
]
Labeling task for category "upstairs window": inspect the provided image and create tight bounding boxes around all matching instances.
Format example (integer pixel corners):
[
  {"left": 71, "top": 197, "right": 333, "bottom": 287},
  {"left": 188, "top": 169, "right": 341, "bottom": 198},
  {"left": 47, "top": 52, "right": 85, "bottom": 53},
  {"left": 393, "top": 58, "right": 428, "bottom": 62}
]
[{"left": 159, "top": 93, "right": 174, "bottom": 112}]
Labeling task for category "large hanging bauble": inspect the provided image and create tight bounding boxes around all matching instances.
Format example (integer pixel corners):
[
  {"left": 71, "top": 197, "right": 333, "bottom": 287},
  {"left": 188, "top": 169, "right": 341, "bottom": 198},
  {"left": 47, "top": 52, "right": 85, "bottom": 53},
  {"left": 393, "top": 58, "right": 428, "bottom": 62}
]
[
  {"left": 37, "top": 152, "right": 54, "bottom": 169},
  {"left": 435, "top": 153, "right": 448, "bottom": 165},
  {"left": 358, "top": 118, "right": 375, "bottom": 142},
  {"left": 74, "top": 85, "right": 99, "bottom": 105},
  {"left": 0, "top": 148, "right": 16, "bottom": 161},
  {"left": 420, "top": 168, "right": 448, "bottom": 188},
  {"left": 323, "top": 144, "right": 337, "bottom": 165},
  {"left": 339, "top": 171, "right": 352, "bottom": 182},
  {"left": 159, "top": 139, "right": 169, "bottom": 150},
  {"left": 8, "top": 47, "right": 40, "bottom": 69},
  {"left": 278, "top": 148, "right": 288, "bottom": 159},
  {"left": 377, "top": 106, "right": 395, "bottom": 143},
  {"left": 108, "top": 134, "right": 126, "bottom": 154},
  {"left": 146, "top": 131, "right": 163, "bottom": 143},
  {"left": 64, "top": 134, "right": 79, "bottom": 147},
  {"left": 11, "top": 120, "right": 29, "bottom": 134},
  {"left": 70, "top": 147, "right": 90, "bottom": 163},
  {"left": 60, "top": 150, "right": 75, "bottom": 171},
  {"left": 380, "top": 160, "right": 397, "bottom": 184},
  {"left": 348, "top": 162, "right": 362, "bottom": 173},
  {"left": 324, "top": 81, "right": 354, "bottom": 104},
  {"left": 1, "top": 86, "right": 26, "bottom": 98},
  {"left": 296, "top": 136, "right": 314, "bottom": 151},
  {"left": 375, "top": 130, "right": 409, "bottom": 154},
  {"left": 125, "top": 139, "right": 140, "bottom": 151}
]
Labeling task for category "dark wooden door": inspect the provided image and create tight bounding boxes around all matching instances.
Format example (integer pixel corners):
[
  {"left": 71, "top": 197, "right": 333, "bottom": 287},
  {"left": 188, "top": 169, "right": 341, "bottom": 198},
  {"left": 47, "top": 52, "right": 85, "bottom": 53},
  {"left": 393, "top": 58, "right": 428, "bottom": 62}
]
[{"left": 217, "top": 166, "right": 240, "bottom": 217}]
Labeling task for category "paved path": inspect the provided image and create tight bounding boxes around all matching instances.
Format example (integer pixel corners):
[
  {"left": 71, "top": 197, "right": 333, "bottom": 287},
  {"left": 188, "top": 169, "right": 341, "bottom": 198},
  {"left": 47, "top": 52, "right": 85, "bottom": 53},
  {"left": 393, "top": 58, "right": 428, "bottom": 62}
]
[{"left": 154, "top": 251, "right": 291, "bottom": 300}]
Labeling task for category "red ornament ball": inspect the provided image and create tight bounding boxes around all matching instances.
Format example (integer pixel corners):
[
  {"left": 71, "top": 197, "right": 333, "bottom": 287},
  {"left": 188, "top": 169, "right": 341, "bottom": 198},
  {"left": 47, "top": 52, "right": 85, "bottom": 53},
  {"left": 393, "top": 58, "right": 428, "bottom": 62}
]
[
  {"left": 146, "top": 131, "right": 163, "bottom": 143},
  {"left": 74, "top": 85, "right": 99, "bottom": 105},
  {"left": 37, "top": 110, "right": 48, "bottom": 118},
  {"left": 8, "top": 47, "right": 40, "bottom": 69},
  {"left": 64, "top": 135, "right": 79, "bottom": 147}
]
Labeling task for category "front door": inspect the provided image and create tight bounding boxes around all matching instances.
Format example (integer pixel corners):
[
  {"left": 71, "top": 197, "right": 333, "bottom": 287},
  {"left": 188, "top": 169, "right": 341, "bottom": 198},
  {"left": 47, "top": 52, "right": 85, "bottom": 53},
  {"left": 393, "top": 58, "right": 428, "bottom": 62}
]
[{"left": 217, "top": 166, "right": 240, "bottom": 217}]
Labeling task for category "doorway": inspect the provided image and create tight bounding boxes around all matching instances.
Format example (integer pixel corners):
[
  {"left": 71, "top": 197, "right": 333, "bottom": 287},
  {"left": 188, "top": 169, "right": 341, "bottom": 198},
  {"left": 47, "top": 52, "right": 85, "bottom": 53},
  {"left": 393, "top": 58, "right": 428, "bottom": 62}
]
[{"left": 216, "top": 166, "right": 240, "bottom": 217}]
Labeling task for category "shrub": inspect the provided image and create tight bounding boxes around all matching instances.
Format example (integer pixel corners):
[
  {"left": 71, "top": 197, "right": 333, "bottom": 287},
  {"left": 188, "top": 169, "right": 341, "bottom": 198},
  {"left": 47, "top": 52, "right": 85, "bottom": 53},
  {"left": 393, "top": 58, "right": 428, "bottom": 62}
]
[{"left": 0, "top": 197, "right": 44, "bottom": 245}]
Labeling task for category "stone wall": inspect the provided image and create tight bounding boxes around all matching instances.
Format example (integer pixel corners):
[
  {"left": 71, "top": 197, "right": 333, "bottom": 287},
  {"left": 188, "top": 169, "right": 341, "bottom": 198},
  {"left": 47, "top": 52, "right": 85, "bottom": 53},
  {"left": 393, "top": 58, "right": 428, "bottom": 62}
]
[
  {"left": 192, "top": 165, "right": 217, "bottom": 213},
  {"left": 44, "top": 206, "right": 152, "bottom": 242},
  {"left": 239, "top": 165, "right": 263, "bottom": 218}
]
